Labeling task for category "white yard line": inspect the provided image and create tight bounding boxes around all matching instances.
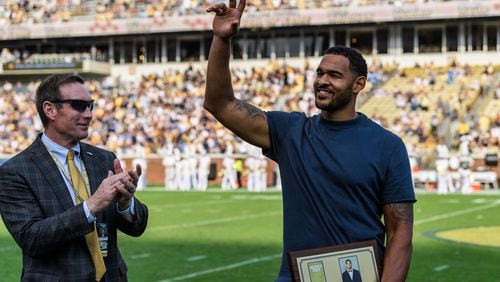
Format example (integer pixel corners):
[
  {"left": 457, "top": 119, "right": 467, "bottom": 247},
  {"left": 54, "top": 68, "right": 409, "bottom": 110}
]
[
  {"left": 149, "top": 211, "right": 282, "bottom": 231},
  {"left": 148, "top": 199, "right": 238, "bottom": 211},
  {"left": 130, "top": 253, "right": 152, "bottom": 259},
  {"left": 156, "top": 198, "right": 499, "bottom": 281},
  {"left": 415, "top": 201, "right": 500, "bottom": 225},
  {"left": 187, "top": 255, "right": 207, "bottom": 262},
  {"left": 434, "top": 265, "right": 449, "bottom": 272},
  {"left": 0, "top": 246, "right": 15, "bottom": 252},
  {"left": 158, "top": 254, "right": 281, "bottom": 282}
]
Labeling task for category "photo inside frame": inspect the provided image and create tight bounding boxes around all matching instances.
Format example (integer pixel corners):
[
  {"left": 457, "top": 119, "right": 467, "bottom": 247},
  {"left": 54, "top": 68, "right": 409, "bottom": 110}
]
[{"left": 289, "top": 240, "right": 381, "bottom": 282}]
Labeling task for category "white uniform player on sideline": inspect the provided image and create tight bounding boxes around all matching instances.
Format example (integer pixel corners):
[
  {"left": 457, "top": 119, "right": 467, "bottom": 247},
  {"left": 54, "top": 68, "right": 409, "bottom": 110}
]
[
  {"left": 435, "top": 141, "right": 454, "bottom": 194},
  {"left": 459, "top": 135, "right": 472, "bottom": 157},
  {"left": 458, "top": 135, "right": 473, "bottom": 194},
  {"left": 197, "top": 148, "right": 211, "bottom": 191},
  {"left": 407, "top": 143, "right": 420, "bottom": 187},
  {"left": 435, "top": 157, "right": 454, "bottom": 195},
  {"left": 185, "top": 143, "right": 198, "bottom": 190},
  {"left": 257, "top": 155, "right": 268, "bottom": 192},
  {"left": 221, "top": 143, "right": 237, "bottom": 190},
  {"left": 273, "top": 163, "right": 282, "bottom": 191},
  {"left": 448, "top": 154, "right": 460, "bottom": 193},
  {"left": 221, "top": 156, "right": 237, "bottom": 190},
  {"left": 245, "top": 154, "right": 259, "bottom": 192},
  {"left": 245, "top": 145, "right": 261, "bottom": 192},
  {"left": 162, "top": 144, "right": 176, "bottom": 190},
  {"left": 180, "top": 154, "right": 192, "bottom": 191},
  {"left": 173, "top": 148, "right": 183, "bottom": 190},
  {"left": 458, "top": 155, "right": 473, "bottom": 194}
]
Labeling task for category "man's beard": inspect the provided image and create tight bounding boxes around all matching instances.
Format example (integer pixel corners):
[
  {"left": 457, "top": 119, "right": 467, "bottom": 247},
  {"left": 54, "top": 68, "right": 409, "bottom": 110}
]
[{"left": 314, "top": 85, "right": 354, "bottom": 112}]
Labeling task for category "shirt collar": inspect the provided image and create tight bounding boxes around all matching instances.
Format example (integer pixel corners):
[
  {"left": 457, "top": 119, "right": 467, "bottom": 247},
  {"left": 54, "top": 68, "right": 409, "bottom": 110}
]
[{"left": 41, "top": 132, "right": 81, "bottom": 163}]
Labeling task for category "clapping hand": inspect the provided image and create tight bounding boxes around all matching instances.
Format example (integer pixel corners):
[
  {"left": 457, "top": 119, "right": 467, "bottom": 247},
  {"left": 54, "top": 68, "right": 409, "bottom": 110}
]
[{"left": 113, "top": 159, "right": 142, "bottom": 210}]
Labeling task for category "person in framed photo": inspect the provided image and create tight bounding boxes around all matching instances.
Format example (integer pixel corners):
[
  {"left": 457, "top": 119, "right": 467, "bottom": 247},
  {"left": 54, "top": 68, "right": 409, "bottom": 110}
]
[
  {"left": 204, "top": 1, "right": 416, "bottom": 281},
  {"left": 341, "top": 259, "right": 362, "bottom": 282}
]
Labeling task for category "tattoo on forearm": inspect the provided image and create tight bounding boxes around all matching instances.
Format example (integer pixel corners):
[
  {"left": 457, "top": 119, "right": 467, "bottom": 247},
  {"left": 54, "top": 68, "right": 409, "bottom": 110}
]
[
  {"left": 231, "top": 100, "right": 266, "bottom": 119},
  {"left": 389, "top": 203, "right": 413, "bottom": 225}
]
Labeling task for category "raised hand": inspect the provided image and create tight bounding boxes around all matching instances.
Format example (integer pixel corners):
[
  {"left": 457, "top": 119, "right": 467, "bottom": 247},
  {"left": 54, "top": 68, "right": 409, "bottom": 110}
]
[
  {"left": 113, "top": 159, "right": 141, "bottom": 209},
  {"left": 207, "top": 0, "right": 246, "bottom": 40}
]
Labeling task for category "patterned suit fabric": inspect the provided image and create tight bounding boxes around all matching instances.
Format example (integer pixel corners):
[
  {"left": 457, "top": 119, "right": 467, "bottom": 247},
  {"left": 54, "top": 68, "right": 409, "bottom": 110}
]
[{"left": 0, "top": 135, "right": 148, "bottom": 281}]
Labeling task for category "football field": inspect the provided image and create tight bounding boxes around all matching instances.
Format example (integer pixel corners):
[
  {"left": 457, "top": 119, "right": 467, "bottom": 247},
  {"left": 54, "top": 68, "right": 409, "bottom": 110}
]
[{"left": 1, "top": 189, "right": 499, "bottom": 281}]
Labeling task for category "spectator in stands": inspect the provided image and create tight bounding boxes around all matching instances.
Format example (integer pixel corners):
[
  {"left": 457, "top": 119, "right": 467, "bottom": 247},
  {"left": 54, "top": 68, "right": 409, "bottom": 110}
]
[
  {"left": 0, "top": 73, "right": 148, "bottom": 281},
  {"left": 204, "top": 1, "right": 415, "bottom": 282},
  {"left": 1, "top": 48, "right": 17, "bottom": 63},
  {"left": 1, "top": 0, "right": 480, "bottom": 24},
  {"left": 0, "top": 59, "right": 496, "bottom": 179}
]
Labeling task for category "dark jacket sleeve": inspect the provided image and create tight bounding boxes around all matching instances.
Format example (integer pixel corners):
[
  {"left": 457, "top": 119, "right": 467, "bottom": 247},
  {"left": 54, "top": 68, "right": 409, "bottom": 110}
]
[
  {"left": 0, "top": 159, "right": 92, "bottom": 257},
  {"left": 115, "top": 197, "right": 148, "bottom": 237}
]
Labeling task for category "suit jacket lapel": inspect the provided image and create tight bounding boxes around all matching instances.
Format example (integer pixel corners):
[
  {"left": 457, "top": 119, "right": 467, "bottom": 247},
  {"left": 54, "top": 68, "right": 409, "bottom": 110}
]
[{"left": 30, "top": 136, "right": 75, "bottom": 210}]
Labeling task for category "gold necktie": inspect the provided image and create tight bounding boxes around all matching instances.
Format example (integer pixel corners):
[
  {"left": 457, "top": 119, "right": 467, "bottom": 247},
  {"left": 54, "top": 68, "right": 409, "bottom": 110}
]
[{"left": 67, "top": 150, "right": 106, "bottom": 281}]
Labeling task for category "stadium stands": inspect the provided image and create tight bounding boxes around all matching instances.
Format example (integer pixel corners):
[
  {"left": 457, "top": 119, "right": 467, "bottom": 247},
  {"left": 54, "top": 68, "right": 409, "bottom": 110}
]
[
  {"left": 0, "top": 0, "right": 490, "bottom": 24},
  {"left": 0, "top": 62, "right": 497, "bottom": 166},
  {"left": 0, "top": 0, "right": 498, "bottom": 188}
]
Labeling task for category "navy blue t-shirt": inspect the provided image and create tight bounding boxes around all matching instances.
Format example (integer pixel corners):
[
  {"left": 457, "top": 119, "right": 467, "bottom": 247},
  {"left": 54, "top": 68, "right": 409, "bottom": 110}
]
[{"left": 264, "top": 111, "right": 416, "bottom": 282}]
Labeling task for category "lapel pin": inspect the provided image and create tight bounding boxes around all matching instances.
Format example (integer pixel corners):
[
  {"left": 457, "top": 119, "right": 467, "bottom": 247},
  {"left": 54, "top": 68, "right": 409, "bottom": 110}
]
[{"left": 86, "top": 152, "right": 94, "bottom": 156}]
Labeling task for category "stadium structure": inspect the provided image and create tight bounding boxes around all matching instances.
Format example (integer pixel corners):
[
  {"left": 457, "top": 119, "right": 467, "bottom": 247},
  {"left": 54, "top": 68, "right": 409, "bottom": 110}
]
[
  {"left": 1, "top": 1, "right": 500, "bottom": 73},
  {"left": 0, "top": 0, "right": 499, "bottom": 190}
]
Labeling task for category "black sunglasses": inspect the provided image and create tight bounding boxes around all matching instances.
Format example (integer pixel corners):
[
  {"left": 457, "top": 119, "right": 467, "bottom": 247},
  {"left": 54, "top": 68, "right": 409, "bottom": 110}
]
[{"left": 51, "top": 99, "right": 94, "bottom": 112}]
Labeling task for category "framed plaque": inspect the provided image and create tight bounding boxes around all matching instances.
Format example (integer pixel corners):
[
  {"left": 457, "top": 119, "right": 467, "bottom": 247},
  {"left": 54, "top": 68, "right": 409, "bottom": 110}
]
[{"left": 288, "top": 239, "right": 381, "bottom": 282}]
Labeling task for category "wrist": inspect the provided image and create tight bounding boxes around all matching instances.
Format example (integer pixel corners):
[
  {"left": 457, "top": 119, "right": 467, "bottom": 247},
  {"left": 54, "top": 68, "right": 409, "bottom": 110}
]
[
  {"left": 85, "top": 199, "right": 97, "bottom": 216},
  {"left": 117, "top": 198, "right": 132, "bottom": 211},
  {"left": 214, "top": 35, "right": 231, "bottom": 43}
]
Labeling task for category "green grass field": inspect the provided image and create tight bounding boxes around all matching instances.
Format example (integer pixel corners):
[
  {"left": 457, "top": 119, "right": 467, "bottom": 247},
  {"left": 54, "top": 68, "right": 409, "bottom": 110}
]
[{"left": 1, "top": 189, "right": 499, "bottom": 281}]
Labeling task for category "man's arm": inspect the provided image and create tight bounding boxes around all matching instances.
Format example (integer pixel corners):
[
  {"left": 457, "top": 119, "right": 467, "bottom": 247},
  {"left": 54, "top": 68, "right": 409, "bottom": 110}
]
[
  {"left": 0, "top": 165, "right": 94, "bottom": 257},
  {"left": 204, "top": 0, "right": 270, "bottom": 149},
  {"left": 382, "top": 202, "right": 414, "bottom": 282}
]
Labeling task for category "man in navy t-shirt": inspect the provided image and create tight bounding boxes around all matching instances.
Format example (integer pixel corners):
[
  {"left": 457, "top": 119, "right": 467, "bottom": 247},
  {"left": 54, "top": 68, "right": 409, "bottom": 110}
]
[{"left": 205, "top": 1, "right": 416, "bottom": 281}]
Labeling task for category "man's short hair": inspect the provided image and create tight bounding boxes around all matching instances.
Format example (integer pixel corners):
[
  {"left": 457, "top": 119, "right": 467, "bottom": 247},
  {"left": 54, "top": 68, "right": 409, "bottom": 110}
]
[
  {"left": 36, "top": 73, "right": 85, "bottom": 127},
  {"left": 324, "top": 46, "right": 368, "bottom": 79}
]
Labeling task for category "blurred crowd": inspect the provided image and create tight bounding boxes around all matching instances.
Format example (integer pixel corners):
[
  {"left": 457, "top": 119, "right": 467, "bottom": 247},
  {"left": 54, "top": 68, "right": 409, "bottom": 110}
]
[
  {"left": 0, "top": 61, "right": 317, "bottom": 157},
  {"left": 369, "top": 62, "right": 499, "bottom": 169},
  {"left": 0, "top": 60, "right": 498, "bottom": 171},
  {"left": 0, "top": 0, "right": 476, "bottom": 24}
]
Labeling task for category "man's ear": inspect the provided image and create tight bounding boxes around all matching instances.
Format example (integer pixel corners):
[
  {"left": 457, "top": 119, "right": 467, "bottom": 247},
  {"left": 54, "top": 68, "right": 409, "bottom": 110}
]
[
  {"left": 43, "top": 101, "right": 58, "bottom": 122},
  {"left": 352, "top": 76, "right": 366, "bottom": 95}
]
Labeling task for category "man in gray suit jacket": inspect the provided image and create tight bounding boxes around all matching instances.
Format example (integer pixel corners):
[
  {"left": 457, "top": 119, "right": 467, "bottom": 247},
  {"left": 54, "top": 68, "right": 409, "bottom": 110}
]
[{"left": 0, "top": 73, "right": 148, "bottom": 281}]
